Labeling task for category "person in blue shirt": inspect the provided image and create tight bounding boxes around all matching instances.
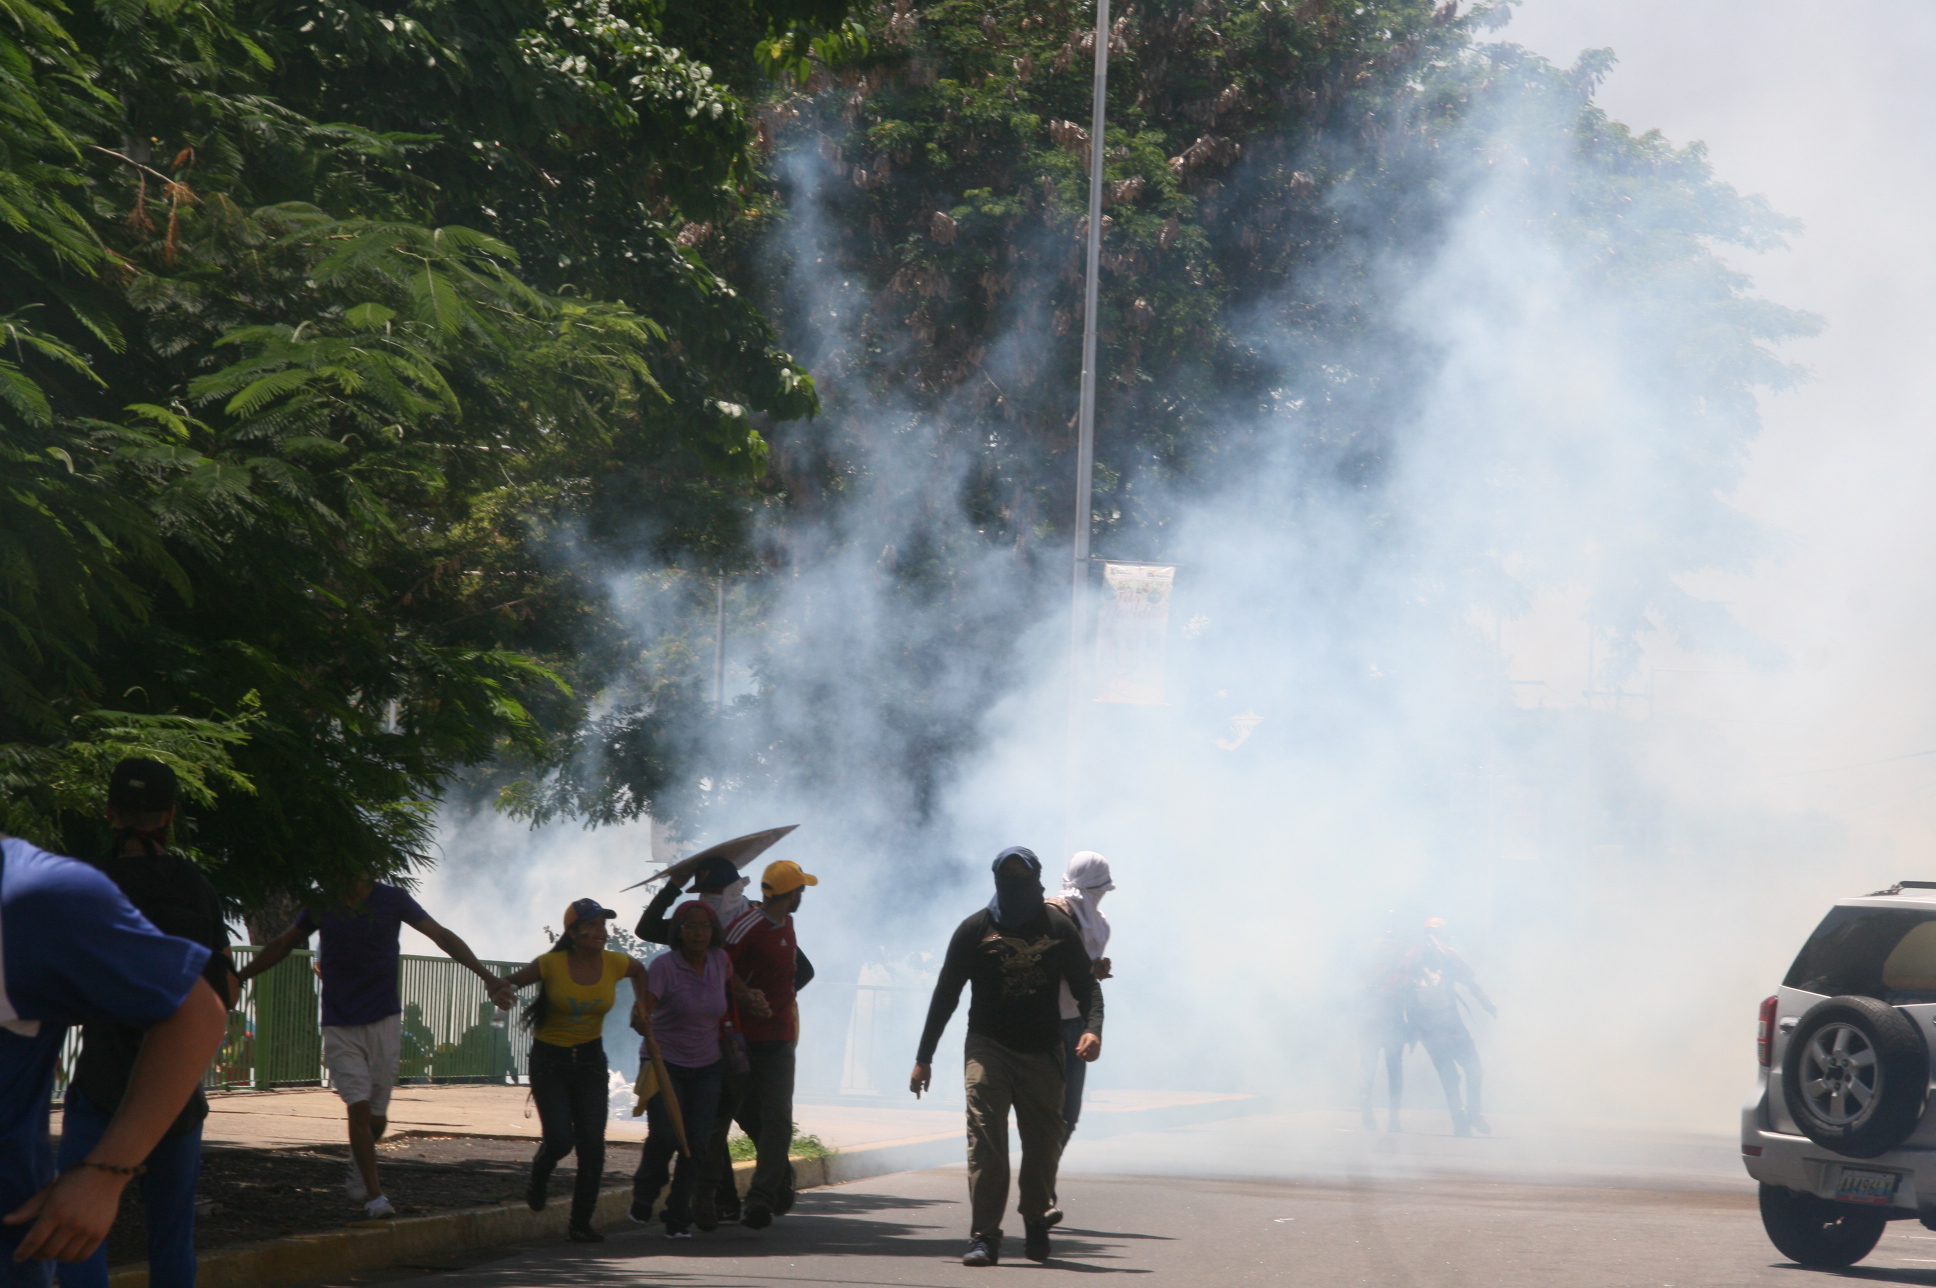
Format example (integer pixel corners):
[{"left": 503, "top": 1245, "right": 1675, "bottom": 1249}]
[{"left": 0, "top": 834, "right": 227, "bottom": 1286}]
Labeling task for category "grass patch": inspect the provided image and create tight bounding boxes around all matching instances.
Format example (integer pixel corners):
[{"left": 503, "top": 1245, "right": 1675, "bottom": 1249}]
[{"left": 727, "top": 1126, "right": 831, "bottom": 1160}]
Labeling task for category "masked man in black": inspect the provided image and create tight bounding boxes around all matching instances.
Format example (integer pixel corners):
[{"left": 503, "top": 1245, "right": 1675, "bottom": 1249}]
[{"left": 911, "top": 847, "right": 1103, "bottom": 1268}]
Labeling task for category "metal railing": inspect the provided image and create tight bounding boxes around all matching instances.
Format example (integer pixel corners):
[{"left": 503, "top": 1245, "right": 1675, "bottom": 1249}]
[{"left": 52, "top": 948, "right": 537, "bottom": 1096}]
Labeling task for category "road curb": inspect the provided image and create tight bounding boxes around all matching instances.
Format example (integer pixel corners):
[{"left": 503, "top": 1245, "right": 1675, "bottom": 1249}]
[
  {"left": 105, "top": 1152, "right": 829, "bottom": 1288},
  {"left": 106, "top": 1093, "right": 1259, "bottom": 1286}
]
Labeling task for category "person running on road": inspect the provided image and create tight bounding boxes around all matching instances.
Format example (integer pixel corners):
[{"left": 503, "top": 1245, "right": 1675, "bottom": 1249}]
[
  {"left": 60, "top": 760, "right": 240, "bottom": 1288},
  {"left": 0, "top": 831, "right": 228, "bottom": 1286},
  {"left": 714, "top": 859, "right": 818, "bottom": 1231},
  {"left": 1404, "top": 919, "right": 1496, "bottom": 1137},
  {"left": 238, "top": 877, "right": 514, "bottom": 1218},
  {"left": 1043, "top": 851, "right": 1112, "bottom": 1139},
  {"left": 632, "top": 901, "right": 769, "bottom": 1238},
  {"left": 912, "top": 846, "right": 1102, "bottom": 1268},
  {"left": 498, "top": 899, "right": 648, "bottom": 1242}
]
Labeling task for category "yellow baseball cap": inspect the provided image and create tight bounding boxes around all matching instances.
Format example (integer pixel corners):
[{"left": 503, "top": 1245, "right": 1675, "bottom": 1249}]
[{"left": 761, "top": 860, "right": 818, "bottom": 896}]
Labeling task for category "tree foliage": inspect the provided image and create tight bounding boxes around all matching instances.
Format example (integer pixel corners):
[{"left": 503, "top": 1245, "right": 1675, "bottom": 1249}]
[{"left": 0, "top": 0, "right": 831, "bottom": 911}]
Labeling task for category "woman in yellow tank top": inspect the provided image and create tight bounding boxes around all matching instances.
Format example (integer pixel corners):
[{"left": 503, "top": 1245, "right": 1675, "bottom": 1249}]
[{"left": 499, "top": 898, "right": 648, "bottom": 1242}]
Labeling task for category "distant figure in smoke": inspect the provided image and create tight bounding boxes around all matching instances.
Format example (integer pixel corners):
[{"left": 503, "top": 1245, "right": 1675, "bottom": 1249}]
[
  {"left": 1044, "top": 852, "right": 1112, "bottom": 1139},
  {"left": 911, "top": 847, "right": 1103, "bottom": 1268},
  {"left": 1403, "top": 919, "right": 1496, "bottom": 1137},
  {"left": 1357, "top": 919, "right": 1413, "bottom": 1132}
]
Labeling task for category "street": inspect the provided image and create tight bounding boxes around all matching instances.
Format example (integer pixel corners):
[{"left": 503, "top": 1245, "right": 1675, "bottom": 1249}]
[{"left": 376, "top": 1114, "right": 1936, "bottom": 1287}]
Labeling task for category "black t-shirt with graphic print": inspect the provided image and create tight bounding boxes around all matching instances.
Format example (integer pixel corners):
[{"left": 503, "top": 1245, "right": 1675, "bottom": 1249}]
[{"left": 916, "top": 906, "right": 1103, "bottom": 1063}]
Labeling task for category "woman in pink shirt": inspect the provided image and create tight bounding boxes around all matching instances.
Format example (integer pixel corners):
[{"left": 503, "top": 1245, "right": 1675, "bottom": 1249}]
[{"left": 631, "top": 902, "right": 766, "bottom": 1236}]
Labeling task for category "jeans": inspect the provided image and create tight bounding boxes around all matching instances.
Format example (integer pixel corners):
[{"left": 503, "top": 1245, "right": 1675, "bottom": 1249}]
[
  {"left": 1059, "top": 1017, "right": 1089, "bottom": 1135},
  {"left": 55, "top": 1089, "right": 202, "bottom": 1288},
  {"left": 1419, "top": 1022, "right": 1484, "bottom": 1127},
  {"left": 528, "top": 1039, "right": 609, "bottom": 1229},
  {"left": 633, "top": 1060, "right": 722, "bottom": 1228},
  {"left": 964, "top": 1032, "right": 1064, "bottom": 1239},
  {"left": 725, "top": 1041, "right": 797, "bottom": 1211}
]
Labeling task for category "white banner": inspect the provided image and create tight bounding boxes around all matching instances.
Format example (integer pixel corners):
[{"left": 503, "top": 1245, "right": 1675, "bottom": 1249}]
[{"left": 1094, "top": 563, "right": 1175, "bottom": 705}]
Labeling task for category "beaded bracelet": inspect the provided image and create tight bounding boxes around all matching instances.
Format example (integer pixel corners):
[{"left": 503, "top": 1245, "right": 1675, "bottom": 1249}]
[{"left": 69, "top": 1161, "right": 146, "bottom": 1178}]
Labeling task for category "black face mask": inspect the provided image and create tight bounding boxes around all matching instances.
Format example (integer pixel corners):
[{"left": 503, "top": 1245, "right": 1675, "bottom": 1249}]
[{"left": 986, "top": 846, "right": 1044, "bottom": 931}]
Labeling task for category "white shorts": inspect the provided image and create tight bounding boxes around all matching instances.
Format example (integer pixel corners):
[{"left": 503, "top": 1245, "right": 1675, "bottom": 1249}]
[{"left": 322, "top": 1013, "right": 403, "bottom": 1114}]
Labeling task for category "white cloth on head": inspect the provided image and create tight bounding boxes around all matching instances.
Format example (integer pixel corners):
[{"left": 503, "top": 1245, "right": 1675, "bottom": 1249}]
[
  {"left": 697, "top": 877, "right": 751, "bottom": 928},
  {"left": 1054, "top": 852, "right": 1113, "bottom": 1019},
  {"left": 1057, "top": 852, "right": 1113, "bottom": 959}
]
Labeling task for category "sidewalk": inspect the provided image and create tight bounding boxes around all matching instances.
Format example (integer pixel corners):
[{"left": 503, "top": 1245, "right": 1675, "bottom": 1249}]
[{"left": 203, "top": 1083, "right": 1256, "bottom": 1152}]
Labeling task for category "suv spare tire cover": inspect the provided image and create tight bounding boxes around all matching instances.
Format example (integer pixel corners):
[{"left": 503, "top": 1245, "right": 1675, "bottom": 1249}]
[{"left": 1781, "top": 995, "right": 1929, "bottom": 1159}]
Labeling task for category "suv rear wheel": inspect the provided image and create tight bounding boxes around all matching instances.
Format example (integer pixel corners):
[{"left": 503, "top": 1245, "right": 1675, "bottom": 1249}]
[
  {"left": 1759, "top": 1183, "right": 1887, "bottom": 1266},
  {"left": 1780, "top": 995, "right": 1928, "bottom": 1157}
]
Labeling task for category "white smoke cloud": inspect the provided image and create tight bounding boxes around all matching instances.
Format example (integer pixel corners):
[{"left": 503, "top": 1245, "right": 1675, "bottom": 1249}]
[{"left": 419, "top": 2, "right": 1936, "bottom": 1157}]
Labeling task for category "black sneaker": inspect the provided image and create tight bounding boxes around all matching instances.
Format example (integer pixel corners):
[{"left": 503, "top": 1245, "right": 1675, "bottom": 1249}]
[
  {"left": 1041, "top": 1207, "right": 1064, "bottom": 1228},
  {"left": 742, "top": 1202, "right": 773, "bottom": 1230},
  {"left": 962, "top": 1234, "right": 1000, "bottom": 1266},
  {"left": 1024, "top": 1220, "right": 1051, "bottom": 1263},
  {"left": 567, "top": 1225, "right": 604, "bottom": 1243},
  {"left": 629, "top": 1198, "right": 653, "bottom": 1224},
  {"left": 525, "top": 1161, "right": 552, "bottom": 1212},
  {"left": 693, "top": 1188, "right": 719, "bottom": 1233},
  {"left": 664, "top": 1219, "right": 692, "bottom": 1239}
]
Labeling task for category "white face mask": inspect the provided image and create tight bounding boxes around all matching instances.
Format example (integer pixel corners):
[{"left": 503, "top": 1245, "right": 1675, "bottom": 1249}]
[{"left": 697, "top": 878, "right": 750, "bottom": 922}]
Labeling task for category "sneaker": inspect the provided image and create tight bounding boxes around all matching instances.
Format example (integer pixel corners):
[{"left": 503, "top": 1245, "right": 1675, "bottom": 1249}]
[
  {"left": 664, "top": 1221, "right": 692, "bottom": 1239},
  {"left": 774, "top": 1163, "right": 797, "bottom": 1216},
  {"left": 345, "top": 1163, "right": 370, "bottom": 1203},
  {"left": 963, "top": 1234, "right": 1000, "bottom": 1267},
  {"left": 567, "top": 1225, "right": 604, "bottom": 1243},
  {"left": 741, "top": 1202, "right": 773, "bottom": 1230},
  {"left": 1042, "top": 1207, "right": 1064, "bottom": 1228},
  {"left": 362, "top": 1196, "right": 397, "bottom": 1220},
  {"left": 526, "top": 1166, "right": 550, "bottom": 1213},
  {"left": 1387, "top": 1114, "right": 1404, "bottom": 1133},
  {"left": 1024, "top": 1220, "right": 1051, "bottom": 1263},
  {"left": 629, "top": 1198, "right": 653, "bottom": 1224},
  {"left": 1468, "top": 1114, "right": 1492, "bottom": 1135}
]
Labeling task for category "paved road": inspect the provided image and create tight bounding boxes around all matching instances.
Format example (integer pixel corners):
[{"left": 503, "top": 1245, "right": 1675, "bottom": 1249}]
[{"left": 376, "top": 1158, "right": 1936, "bottom": 1288}]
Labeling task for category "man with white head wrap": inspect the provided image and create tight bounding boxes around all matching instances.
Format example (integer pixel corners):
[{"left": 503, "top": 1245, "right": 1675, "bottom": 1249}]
[{"left": 1044, "top": 852, "right": 1112, "bottom": 1139}]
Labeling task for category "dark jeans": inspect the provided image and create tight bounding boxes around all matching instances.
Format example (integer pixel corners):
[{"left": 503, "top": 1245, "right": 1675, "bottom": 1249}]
[
  {"left": 56, "top": 1089, "right": 202, "bottom": 1288},
  {"left": 633, "top": 1060, "right": 723, "bottom": 1227},
  {"left": 528, "top": 1038, "right": 609, "bottom": 1228},
  {"left": 1419, "top": 1022, "right": 1483, "bottom": 1126},
  {"left": 1059, "top": 1017, "right": 1088, "bottom": 1135},
  {"left": 731, "top": 1040, "right": 797, "bottom": 1210}
]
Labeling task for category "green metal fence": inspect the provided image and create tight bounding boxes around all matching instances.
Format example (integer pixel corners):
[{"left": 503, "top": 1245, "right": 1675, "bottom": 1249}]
[{"left": 53, "top": 948, "right": 537, "bottom": 1096}]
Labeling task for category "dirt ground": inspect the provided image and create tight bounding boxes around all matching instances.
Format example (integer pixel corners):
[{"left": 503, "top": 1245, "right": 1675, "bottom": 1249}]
[{"left": 81, "top": 1134, "right": 645, "bottom": 1269}]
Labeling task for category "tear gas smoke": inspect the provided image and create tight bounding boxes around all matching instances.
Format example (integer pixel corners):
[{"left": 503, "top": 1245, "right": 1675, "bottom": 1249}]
[{"left": 421, "top": 13, "right": 1932, "bottom": 1178}]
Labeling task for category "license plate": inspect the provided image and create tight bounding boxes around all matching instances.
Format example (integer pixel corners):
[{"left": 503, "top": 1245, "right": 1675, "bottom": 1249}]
[{"left": 1835, "top": 1168, "right": 1902, "bottom": 1205}]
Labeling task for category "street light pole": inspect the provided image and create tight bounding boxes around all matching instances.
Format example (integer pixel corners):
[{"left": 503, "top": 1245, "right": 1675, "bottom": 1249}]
[{"left": 1067, "top": 0, "right": 1111, "bottom": 845}]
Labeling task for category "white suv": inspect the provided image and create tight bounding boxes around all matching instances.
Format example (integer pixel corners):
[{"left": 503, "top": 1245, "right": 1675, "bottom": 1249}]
[{"left": 1745, "top": 882, "right": 1936, "bottom": 1265}]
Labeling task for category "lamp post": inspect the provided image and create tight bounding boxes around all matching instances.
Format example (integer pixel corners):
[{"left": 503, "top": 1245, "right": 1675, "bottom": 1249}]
[{"left": 1067, "top": 0, "right": 1111, "bottom": 843}]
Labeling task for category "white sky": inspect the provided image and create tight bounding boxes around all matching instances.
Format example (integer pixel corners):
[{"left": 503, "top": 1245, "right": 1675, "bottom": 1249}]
[{"left": 1499, "top": 1, "right": 1936, "bottom": 863}]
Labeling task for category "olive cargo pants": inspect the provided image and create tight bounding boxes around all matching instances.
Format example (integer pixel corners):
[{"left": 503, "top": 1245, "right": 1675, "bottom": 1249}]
[{"left": 964, "top": 1032, "right": 1065, "bottom": 1237}]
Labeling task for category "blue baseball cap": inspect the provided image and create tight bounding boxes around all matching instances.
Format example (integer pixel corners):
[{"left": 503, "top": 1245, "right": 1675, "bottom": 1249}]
[{"left": 563, "top": 897, "right": 617, "bottom": 929}]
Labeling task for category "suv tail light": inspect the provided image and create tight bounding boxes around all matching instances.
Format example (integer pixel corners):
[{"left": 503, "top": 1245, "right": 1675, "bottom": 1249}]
[{"left": 1757, "top": 994, "right": 1779, "bottom": 1067}]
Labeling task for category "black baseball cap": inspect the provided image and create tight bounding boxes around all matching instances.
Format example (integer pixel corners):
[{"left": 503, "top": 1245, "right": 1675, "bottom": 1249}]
[
  {"left": 108, "top": 759, "right": 178, "bottom": 813},
  {"left": 692, "top": 856, "right": 742, "bottom": 890}
]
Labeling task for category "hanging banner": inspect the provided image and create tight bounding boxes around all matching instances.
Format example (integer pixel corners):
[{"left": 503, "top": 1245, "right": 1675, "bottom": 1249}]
[{"left": 1094, "top": 562, "right": 1175, "bottom": 705}]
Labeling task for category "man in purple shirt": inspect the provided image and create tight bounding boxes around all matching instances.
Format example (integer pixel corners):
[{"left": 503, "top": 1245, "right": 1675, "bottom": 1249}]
[{"left": 239, "top": 878, "right": 512, "bottom": 1218}]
